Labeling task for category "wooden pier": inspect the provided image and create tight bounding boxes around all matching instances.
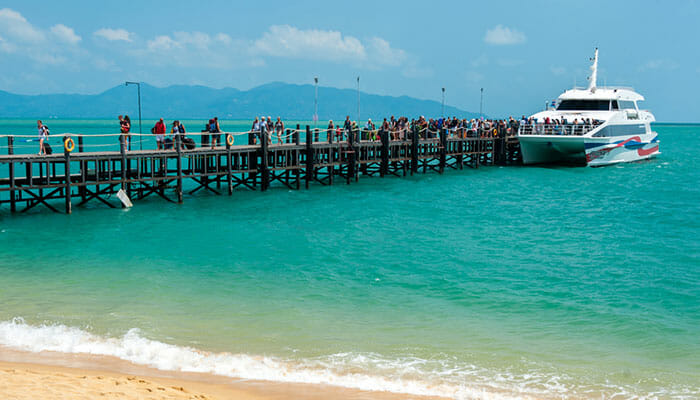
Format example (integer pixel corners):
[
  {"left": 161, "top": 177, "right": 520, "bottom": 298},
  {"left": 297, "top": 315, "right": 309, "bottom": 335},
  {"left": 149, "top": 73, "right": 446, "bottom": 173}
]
[{"left": 0, "top": 126, "right": 521, "bottom": 214}]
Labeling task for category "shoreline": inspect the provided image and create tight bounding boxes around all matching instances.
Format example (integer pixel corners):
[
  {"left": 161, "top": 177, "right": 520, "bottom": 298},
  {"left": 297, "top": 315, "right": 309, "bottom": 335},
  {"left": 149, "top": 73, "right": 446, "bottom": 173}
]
[{"left": 0, "top": 347, "right": 445, "bottom": 400}]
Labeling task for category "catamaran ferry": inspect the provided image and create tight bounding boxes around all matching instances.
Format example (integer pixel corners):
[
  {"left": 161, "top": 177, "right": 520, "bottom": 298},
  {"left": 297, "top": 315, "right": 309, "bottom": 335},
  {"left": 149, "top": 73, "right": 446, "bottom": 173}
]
[{"left": 518, "top": 49, "right": 660, "bottom": 167}]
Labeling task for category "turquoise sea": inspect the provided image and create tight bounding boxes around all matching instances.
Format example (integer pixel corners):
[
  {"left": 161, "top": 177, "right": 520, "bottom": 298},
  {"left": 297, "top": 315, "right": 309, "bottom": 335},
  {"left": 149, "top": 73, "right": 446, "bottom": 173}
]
[{"left": 0, "top": 120, "right": 698, "bottom": 399}]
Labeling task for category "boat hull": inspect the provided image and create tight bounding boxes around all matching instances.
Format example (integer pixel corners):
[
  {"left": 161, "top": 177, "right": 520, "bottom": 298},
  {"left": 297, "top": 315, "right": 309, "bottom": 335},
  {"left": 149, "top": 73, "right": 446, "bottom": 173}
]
[
  {"left": 519, "top": 136, "right": 587, "bottom": 165},
  {"left": 584, "top": 134, "right": 660, "bottom": 166},
  {"left": 518, "top": 133, "right": 659, "bottom": 167}
]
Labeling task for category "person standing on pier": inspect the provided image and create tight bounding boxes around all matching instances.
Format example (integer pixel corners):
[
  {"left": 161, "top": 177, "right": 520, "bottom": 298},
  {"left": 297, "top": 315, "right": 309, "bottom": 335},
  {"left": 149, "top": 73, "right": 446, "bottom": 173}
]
[
  {"left": 327, "top": 120, "right": 335, "bottom": 141},
  {"left": 37, "top": 120, "right": 49, "bottom": 155},
  {"left": 119, "top": 115, "right": 131, "bottom": 150},
  {"left": 343, "top": 116, "right": 352, "bottom": 141},
  {"left": 153, "top": 118, "right": 166, "bottom": 150},
  {"left": 275, "top": 117, "right": 284, "bottom": 144},
  {"left": 266, "top": 116, "right": 273, "bottom": 145},
  {"left": 209, "top": 117, "right": 221, "bottom": 148}
]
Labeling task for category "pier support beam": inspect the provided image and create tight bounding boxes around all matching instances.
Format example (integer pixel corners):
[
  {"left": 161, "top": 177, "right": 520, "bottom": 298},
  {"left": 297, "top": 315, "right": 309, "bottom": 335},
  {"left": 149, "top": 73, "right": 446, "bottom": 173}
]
[
  {"left": 411, "top": 125, "right": 419, "bottom": 175},
  {"left": 175, "top": 134, "right": 183, "bottom": 203},
  {"left": 260, "top": 129, "right": 270, "bottom": 191},
  {"left": 380, "top": 129, "right": 389, "bottom": 177},
  {"left": 226, "top": 134, "right": 233, "bottom": 195},
  {"left": 439, "top": 129, "right": 447, "bottom": 174},
  {"left": 63, "top": 136, "right": 72, "bottom": 214},
  {"left": 8, "top": 136, "right": 16, "bottom": 213},
  {"left": 305, "top": 126, "right": 313, "bottom": 189}
]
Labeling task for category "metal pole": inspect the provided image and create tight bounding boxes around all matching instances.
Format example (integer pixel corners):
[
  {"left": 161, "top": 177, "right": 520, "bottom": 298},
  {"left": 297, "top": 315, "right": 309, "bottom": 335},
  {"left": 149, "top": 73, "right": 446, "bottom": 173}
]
[
  {"left": 126, "top": 81, "right": 143, "bottom": 150},
  {"left": 357, "top": 76, "right": 360, "bottom": 124},
  {"left": 137, "top": 83, "right": 142, "bottom": 151},
  {"left": 441, "top": 87, "right": 445, "bottom": 118},
  {"left": 480, "top": 88, "right": 484, "bottom": 119},
  {"left": 314, "top": 77, "right": 318, "bottom": 129}
]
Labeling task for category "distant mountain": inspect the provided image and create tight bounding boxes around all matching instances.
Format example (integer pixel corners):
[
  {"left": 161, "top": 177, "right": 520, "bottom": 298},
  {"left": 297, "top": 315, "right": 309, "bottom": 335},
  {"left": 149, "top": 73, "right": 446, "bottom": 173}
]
[{"left": 0, "top": 82, "right": 479, "bottom": 120}]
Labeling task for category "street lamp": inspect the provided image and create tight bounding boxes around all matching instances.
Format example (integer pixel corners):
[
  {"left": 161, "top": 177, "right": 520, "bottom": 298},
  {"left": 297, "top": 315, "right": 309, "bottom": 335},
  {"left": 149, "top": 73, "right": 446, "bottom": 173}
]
[
  {"left": 479, "top": 88, "right": 484, "bottom": 119},
  {"left": 314, "top": 77, "right": 318, "bottom": 128},
  {"left": 357, "top": 76, "right": 360, "bottom": 124},
  {"left": 441, "top": 87, "right": 445, "bottom": 118},
  {"left": 125, "top": 81, "right": 142, "bottom": 150}
]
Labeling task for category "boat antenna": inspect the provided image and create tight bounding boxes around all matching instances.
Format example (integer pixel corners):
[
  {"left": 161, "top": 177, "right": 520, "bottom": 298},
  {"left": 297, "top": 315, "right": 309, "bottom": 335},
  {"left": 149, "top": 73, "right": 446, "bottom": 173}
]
[{"left": 588, "top": 47, "right": 598, "bottom": 93}]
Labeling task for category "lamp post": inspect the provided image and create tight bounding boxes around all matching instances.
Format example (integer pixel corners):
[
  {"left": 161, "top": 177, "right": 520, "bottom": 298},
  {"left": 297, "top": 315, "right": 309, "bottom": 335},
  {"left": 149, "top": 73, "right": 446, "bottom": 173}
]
[
  {"left": 479, "top": 87, "right": 484, "bottom": 119},
  {"left": 441, "top": 87, "right": 445, "bottom": 118},
  {"left": 314, "top": 76, "right": 318, "bottom": 129},
  {"left": 125, "top": 81, "right": 142, "bottom": 150},
  {"left": 357, "top": 76, "right": 360, "bottom": 124}
]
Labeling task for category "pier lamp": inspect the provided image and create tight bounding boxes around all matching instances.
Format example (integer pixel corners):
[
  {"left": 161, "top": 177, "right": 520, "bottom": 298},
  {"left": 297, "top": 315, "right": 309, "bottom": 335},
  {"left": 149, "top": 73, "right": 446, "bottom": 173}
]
[
  {"left": 480, "top": 88, "right": 484, "bottom": 119},
  {"left": 314, "top": 77, "right": 318, "bottom": 128},
  {"left": 357, "top": 76, "right": 360, "bottom": 124},
  {"left": 125, "top": 81, "right": 143, "bottom": 150},
  {"left": 441, "top": 87, "right": 445, "bottom": 118}
]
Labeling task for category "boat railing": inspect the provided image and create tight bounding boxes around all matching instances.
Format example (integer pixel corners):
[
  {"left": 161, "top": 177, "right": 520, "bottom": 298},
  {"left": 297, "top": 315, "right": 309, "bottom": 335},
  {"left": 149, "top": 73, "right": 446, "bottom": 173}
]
[{"left": 518, "top": 122, "right": 602, "bottom": 136}]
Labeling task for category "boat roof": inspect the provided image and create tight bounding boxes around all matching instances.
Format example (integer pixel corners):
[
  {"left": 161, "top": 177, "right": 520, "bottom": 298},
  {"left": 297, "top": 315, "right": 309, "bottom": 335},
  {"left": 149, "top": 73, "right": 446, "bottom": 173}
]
[{"left": 558, "top": 87, "right": 644, "bottom": 101}]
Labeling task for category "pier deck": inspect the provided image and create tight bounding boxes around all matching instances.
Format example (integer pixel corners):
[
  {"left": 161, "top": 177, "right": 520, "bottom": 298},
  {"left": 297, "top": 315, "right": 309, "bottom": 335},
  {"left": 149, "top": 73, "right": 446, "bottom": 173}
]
[{"left": 0, "top": 126, "right": 521, "bottom": 214}]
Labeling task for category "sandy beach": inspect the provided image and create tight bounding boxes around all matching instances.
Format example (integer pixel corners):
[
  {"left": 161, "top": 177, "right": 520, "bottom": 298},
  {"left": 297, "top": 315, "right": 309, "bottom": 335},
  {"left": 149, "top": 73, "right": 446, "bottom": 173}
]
[{"left": 0, "top": 348, "right": 442, "bottom": 400}]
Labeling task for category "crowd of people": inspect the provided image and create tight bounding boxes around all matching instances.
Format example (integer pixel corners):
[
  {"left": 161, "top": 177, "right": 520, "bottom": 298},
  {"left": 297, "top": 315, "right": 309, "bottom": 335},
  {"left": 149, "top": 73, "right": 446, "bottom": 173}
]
[{"left": 31, "top": 114, "right": 526, "bottom": 155}]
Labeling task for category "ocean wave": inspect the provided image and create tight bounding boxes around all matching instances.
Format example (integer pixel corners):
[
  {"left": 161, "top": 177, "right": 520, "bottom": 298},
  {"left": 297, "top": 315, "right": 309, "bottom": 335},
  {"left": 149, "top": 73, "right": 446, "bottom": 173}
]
[{"left": 0, "top": 318, "right": 693, "bottom": 399}]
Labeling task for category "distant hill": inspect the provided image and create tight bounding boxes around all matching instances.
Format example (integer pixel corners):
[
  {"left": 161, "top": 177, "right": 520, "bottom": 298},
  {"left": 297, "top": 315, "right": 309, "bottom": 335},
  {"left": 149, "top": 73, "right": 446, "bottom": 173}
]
[{"left": 0, "top": 82, "right": 479, "bottom": 121}]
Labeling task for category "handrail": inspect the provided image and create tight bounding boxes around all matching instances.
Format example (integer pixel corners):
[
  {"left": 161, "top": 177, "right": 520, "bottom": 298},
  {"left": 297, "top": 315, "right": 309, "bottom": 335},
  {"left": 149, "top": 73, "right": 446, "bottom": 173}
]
[{"left": 518, "top": 123, "right": 601, "bottom": 136}]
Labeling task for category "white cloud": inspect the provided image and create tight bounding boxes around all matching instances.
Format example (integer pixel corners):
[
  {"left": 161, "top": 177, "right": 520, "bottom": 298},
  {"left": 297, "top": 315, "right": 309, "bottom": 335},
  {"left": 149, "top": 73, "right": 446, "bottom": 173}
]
[
  {"left": 550, "top": 66, "right": 567, "bottom": 76},
  {"left": 0, "top": 34, "right": 14, "bottom": 53},
  {"left": 638, "top": 59, "right": 678, "bottom": 71},
  {"left": 471, "top": 55, "right": 488, "bottom": 68},
  {"left": 0, "top": 8, "right": 45, "bottom": 42},
  {"left": 254, "top": 25, "right": 366, "bottom": 62},
  {"left": 94, "top": 28, "right": 133, "bottom": 42},
  {"left": 215, "top": 33, "right": 232, "bottom": 45},
  {"left": 51, "top": 24, "right": 81, "bottom": 44},
  {"left": 484, "top": 25, "right": 525, "bottom": 45},
  {"left": 466, "top": 70, "right": 484, "bottom": 83},
  {"left": 147, "top": 35, "right": 180, "bottom": 51},
  {"left": 367, "top": 37, "right": 406, "bottom": 66},
  {"left": 402, "top": 64, "right": 433, "bottom": 79},
  {"left": 141, "top": 31, "right": 253, "bottom": 68}
]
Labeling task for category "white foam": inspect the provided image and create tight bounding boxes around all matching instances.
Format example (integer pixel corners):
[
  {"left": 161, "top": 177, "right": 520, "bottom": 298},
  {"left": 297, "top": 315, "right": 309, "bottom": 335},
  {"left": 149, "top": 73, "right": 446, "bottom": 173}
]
[
  {"left": 2, "top": 318, "right": 690, "bottom": 399},
  {"left": 0, "top": 318, "right": 523, "bottom": 399}
]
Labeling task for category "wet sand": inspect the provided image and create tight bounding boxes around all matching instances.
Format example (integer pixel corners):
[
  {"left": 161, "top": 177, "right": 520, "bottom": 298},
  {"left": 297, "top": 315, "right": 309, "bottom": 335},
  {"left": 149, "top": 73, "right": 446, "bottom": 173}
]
[{"left": 0, "top": 347, "right": 444, "bottom": 400}]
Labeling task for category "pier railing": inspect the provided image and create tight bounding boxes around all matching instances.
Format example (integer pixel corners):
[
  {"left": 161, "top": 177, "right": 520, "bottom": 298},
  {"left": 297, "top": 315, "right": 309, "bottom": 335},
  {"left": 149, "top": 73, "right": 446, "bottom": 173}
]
[
  {"left": 518, "top": 123, "right": 601, "bottom": 136},
  {"left": 0, "top": 126, "right": 521, "bottom": 214}
]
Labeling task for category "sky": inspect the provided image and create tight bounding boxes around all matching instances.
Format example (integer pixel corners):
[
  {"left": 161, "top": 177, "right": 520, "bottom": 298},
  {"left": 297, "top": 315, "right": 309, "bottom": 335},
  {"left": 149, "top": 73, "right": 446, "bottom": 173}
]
[{"left": 0, "top": 0, "right": 698, "bottom": 122}]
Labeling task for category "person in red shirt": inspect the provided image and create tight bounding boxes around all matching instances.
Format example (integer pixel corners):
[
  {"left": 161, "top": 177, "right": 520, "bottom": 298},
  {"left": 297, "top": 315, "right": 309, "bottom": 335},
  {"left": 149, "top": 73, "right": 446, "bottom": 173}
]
[{"left": 153, "top": 118, "right": 166, "bottom": 150}]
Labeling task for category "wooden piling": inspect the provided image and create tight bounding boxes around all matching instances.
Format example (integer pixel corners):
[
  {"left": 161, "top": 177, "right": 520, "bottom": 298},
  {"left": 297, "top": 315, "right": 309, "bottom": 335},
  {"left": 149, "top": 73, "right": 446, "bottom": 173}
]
[
  {"left": 8, "top": 136, "right": 15, "bottom": 213},
  {"left": 380, "top": 129, "right": 389, "bottom": 177},
  {"left": 226, "top": 134, "right": 233, "bottom": 195},
  {"left": 63, "top": 136, "right": 72, "bottom": 214},
  {"left": 305, "top": 126, "right": 313, "bottom": 189},
  {"left": 411, "top": 125, "right": 419, "bottom": 175},
  {"left": 261, "top": 129, "right": 270, "bottom": 191},
  {"left": 439, "top": 129, "right": 447, "bottom": 174},
  {"left": 119, "top": 134, "right": 127, "bottom": 198},
  {"left": 175, "top": 134, "right": 183, "bottom": 203}
]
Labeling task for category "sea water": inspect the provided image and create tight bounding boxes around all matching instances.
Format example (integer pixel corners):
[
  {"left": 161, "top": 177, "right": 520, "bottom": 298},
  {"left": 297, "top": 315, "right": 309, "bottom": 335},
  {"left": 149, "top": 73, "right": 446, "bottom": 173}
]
[{"left": 0, "top": 121, "right": 698, "bottom": 399}]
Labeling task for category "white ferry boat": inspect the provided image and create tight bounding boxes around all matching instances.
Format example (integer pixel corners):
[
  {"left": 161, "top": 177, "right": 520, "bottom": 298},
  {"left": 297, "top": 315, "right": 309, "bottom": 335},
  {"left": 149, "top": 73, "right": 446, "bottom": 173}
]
[{"left": 518, "top": 49, "right": 660, "bottom": 166}]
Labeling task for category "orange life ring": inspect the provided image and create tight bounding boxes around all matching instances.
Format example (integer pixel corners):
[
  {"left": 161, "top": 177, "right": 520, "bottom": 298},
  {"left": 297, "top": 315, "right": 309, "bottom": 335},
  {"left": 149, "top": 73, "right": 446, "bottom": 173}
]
[{"left": 64, "top": 137, "right": 75, "bottom": 152}]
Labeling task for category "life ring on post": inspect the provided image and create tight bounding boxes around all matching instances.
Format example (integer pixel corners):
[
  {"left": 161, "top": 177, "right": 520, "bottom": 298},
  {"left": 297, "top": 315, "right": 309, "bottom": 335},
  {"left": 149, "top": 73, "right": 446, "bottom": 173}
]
[
  {"left": 64, "top": 137, "right": 75, "bottom": 152},
  {"left": 226, "top": 133, "right": 234, "bottom": 146}
]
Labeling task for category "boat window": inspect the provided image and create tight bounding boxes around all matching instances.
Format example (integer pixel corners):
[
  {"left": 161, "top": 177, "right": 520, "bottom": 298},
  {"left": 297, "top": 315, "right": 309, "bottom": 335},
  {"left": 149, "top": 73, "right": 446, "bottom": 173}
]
[
  {"left": 619, "top": 100, "right": 636, "bottom": 109},
  {"left": 557, "top": 100, "right": 611, "bottom": 111},
  {"left": 592, "top": 124, "right": 647, "bottom": 137},
  {"left": 611, "top": 100, "right": 619, "bottom": 110}
]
